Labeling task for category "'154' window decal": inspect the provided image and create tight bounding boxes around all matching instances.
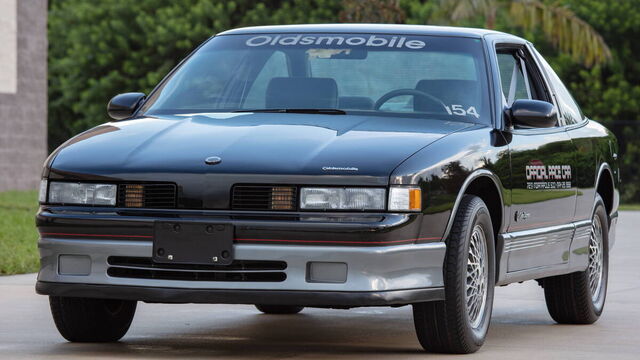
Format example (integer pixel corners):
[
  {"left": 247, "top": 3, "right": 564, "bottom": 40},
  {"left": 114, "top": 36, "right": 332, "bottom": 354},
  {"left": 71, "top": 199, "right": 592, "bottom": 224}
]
[{"left": 445, "top": 105, "right": 480, "bottom": 118}]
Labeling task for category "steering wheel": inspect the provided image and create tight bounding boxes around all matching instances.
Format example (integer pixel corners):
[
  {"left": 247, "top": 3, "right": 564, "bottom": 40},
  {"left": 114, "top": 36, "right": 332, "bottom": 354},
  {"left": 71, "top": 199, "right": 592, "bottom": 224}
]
[{"left": 374, "top": 89, "right": 448, "bottom": 113}]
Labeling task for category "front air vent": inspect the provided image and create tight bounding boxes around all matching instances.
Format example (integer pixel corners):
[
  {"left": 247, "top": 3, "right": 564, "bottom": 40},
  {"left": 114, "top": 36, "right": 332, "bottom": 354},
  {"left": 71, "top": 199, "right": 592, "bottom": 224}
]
[
  {"left": 232, "top": 185, "right": 296, "bottom": 211},
  {"left": 118, "top": 184, "right": 177, "bottom": 209},
  {"left": 107, "top": 257, "right": 287, "bottom": 282}
]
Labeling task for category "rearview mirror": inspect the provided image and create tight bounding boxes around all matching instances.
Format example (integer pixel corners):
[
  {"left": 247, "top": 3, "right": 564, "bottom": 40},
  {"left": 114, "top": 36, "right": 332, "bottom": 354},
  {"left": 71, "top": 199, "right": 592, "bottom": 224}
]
[
  {"left": 107, "top": 92, "right": 146, "bottom": 120},
  {"left": 508, "top": 99, "right": 557, "bottom": 128}
]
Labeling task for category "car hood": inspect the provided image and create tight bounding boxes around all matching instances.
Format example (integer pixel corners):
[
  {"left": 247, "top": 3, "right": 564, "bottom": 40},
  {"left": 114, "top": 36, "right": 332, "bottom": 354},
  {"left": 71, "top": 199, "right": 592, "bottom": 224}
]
[{"left": 50, "top": 113, "right": 471, "bottom": 180}]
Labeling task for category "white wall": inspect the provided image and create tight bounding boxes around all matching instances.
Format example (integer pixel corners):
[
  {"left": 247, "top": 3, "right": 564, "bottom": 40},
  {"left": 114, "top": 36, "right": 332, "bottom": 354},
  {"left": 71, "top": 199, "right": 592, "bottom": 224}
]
[{"left": 0, "top": 0, "right": 17, "bottom": 94}]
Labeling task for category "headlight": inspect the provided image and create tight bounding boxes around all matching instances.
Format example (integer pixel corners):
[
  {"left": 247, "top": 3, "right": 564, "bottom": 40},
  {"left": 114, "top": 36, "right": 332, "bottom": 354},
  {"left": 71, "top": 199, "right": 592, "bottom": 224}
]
[
  {"left": 48, "top": 182, "right": 117, "bottom": 206},
  {"left": 388, "top": 186, "right": 422, "bottom": 212},
  {"left": 300, "top": 187, "right": 386, "bottom": 210}
]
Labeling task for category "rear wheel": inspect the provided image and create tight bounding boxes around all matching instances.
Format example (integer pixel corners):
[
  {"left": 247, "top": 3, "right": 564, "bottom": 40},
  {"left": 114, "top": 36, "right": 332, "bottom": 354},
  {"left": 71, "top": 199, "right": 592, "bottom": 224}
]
[
  {"left": 541, "top": 196, "right": 608, "bottom": 324},
  {"left": 49, "top": 296, "right": 137, "bottom": 342},
  {"left": 413, "top": 195, "right": 495, "bottom": 354},
  {"left": 255, "top": 304, "right": 304, "bottom": 314}
]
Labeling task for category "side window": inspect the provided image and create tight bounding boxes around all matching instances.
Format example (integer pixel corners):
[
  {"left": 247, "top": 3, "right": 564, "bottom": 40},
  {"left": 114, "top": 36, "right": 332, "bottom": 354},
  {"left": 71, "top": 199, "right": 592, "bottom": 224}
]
[
  {"left": 496, "top": 47, "right": 554, "bottom": 128},
  {"left": 536, "top": 52, "right": 584, "bottom": 125},
  {"left": 497, "top": 52, "right": 531, "bottom": 104},
  {"left": 243, "top": 51, "right": 289, "bottom": 108}
]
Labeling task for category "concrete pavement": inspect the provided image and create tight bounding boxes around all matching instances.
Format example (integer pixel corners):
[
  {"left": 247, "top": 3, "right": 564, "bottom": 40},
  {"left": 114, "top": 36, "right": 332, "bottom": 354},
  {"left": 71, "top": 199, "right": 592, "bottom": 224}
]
[{"left": 1, "top": 212, "right": 639, "bottom": 359}]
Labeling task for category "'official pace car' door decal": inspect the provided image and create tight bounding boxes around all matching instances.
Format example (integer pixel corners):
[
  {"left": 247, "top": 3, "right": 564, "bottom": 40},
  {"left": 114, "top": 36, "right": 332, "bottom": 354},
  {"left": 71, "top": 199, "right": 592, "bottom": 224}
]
[{"left": 525, "top": 160, "right": 572, "bottom": 190}]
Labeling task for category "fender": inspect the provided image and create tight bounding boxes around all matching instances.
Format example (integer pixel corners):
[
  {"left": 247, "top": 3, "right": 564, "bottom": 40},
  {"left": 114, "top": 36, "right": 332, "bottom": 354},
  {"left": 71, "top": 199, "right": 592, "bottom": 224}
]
[
  {"left": 594, "top": 162, "right": 618, "bottom": 250},
  {"left": 441, "top": 169, "right": 505, "bottom": 241},
  {"left": 594, "top": 162, "right": 614, "bottom": 216}
]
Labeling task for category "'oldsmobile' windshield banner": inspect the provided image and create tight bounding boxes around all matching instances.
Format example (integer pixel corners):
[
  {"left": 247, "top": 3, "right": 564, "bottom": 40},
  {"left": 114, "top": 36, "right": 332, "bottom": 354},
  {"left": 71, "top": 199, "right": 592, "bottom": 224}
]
[{"left": 245, "top": 35, "right": 426, "bottom": 49}]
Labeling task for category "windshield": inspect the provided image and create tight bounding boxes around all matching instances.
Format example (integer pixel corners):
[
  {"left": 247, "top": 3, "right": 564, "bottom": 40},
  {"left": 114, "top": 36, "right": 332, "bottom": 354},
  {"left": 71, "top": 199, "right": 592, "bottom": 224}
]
[{"left": 141, "top": 33, "right": 490, "bottom": 123}]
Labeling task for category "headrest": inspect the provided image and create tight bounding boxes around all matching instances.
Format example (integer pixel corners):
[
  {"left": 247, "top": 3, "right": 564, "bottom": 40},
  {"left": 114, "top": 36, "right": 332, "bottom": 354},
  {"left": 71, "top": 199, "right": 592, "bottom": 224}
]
[
  {"left": 338, "top": 96, "right": 374, "bottom": 110},
  {"left": 266, "top": 77, "right": 338, "bottom": 109},
  {"left": 415, "top": 79, "right": 480, "bottom": 112}
]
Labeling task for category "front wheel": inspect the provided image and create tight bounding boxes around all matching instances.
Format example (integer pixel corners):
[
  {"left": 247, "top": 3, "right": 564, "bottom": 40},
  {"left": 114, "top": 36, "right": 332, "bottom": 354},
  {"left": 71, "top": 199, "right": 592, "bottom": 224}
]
[
  {"left": 413, "top": 195, "right": 495, "bottom": 354},
  {"left": 49, "top": 296, "right": 137, "bottom": 342},
  {"left": 540, "top": 195, "right": 609, "bottom": 324}
]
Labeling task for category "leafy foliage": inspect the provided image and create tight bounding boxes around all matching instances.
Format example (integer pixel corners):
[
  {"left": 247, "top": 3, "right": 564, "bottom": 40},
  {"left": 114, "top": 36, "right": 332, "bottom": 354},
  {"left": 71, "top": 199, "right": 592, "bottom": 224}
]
[
  {"left": 509, "top": 0, "right": 611, "bottom": 67},
  {"left": 340, "top": 0, "right": 406, "bottom": 22},
  {"left": 48, "top": 0, "right": 340, "bottom": 149}
]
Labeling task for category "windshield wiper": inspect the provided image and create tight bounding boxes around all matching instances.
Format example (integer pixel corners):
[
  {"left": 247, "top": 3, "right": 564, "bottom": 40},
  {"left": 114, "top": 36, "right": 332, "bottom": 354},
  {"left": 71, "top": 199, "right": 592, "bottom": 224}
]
[{"left": 233, "top": 108, "right": 346, "bottom": 115}]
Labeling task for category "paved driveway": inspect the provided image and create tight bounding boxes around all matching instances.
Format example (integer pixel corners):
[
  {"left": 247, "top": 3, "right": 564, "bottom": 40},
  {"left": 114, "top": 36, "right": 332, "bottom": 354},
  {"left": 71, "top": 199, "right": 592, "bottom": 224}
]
[{"left": 1, "top": 212, "right": 638, "bottom": 359}]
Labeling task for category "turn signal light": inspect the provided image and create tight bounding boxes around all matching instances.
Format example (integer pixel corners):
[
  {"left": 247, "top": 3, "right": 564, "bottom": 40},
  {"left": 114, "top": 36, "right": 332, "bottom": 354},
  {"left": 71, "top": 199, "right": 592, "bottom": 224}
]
[
  {"left": 123, "top": 184, "right": 144, "bottom": 207},
  {"left": 409, "top": 188, "right": 422, "bottom": 210},
  {"left": 271, "top": 186, "right": 296, "bottom": 210},
  {"left": 388, "top": 186, "right": 422, "bottom": 212}
]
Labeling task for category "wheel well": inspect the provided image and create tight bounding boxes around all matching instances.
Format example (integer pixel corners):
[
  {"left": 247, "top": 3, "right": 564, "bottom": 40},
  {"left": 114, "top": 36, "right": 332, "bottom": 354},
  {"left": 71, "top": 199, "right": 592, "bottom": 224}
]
[
  {"left": 597, "top": 168, "right": 614, "bottom": 217},
  {"left": 464, "top": 176, "right": 504, "bottom": 281},
  {"left": 465, "top": 177, "right": 502, "bottom": 238}
]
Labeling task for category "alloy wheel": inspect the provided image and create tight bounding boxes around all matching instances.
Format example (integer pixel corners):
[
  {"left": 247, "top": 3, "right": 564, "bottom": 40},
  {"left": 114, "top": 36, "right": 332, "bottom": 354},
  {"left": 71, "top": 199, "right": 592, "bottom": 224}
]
[
  {"left": 466, "top": 224, "right": 489, "bottom": 329},
  {"left": 588, "top": 214, "right": 604, "bottom": 302}
]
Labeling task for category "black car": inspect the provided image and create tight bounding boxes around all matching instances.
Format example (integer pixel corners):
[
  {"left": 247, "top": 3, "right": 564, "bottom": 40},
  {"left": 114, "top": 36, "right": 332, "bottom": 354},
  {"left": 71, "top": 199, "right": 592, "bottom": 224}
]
[{"left": 36, "top": 24, "right": 619, "bottom": 353}]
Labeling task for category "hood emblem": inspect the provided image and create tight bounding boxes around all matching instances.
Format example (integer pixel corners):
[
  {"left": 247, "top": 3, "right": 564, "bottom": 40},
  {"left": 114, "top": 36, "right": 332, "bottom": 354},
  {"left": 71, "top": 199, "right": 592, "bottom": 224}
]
[{"left": 204, "top": 156, "right": 222, "bottom": 165}]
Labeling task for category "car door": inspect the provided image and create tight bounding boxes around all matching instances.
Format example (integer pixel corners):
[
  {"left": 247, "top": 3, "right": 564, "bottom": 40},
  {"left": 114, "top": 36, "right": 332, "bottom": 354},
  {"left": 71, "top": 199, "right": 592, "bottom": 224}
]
[
  {"left": 531, "top": 47, "right": 602, "bottom": 223},
  {"left": 494, "top": 44, "right": 578, "bottom": 272}
]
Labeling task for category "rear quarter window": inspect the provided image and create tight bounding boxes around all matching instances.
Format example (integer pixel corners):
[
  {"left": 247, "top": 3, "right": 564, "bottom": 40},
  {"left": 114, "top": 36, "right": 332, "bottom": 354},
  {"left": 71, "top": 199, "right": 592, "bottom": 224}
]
[{"left": 535, "top": 50, "right": 584, "bottom": 124}]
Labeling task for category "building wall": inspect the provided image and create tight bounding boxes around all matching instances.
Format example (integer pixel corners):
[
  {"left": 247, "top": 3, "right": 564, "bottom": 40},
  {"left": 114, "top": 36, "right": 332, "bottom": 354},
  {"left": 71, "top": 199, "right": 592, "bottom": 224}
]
[{"left": 0, "top": 0, "right": 48, "bottom": 191}]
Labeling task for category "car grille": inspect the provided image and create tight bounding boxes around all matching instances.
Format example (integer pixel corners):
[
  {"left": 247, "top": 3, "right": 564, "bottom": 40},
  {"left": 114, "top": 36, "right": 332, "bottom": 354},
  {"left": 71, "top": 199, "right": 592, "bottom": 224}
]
[
  {"left": 118, "top": 184, "right": 177, "bottom": 209},
  {"left": 107, "top": 256, "right": 287, "bottom": 282},
  {"left": 231, "top": 185, "right": 297, "bottom": 211}
]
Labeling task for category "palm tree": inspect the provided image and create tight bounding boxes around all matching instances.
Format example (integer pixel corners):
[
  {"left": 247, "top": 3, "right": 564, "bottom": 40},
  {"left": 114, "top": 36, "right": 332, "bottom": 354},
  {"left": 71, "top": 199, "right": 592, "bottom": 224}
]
[
  {"left": 340, "top": 0, "right": 611, "bottom": 68},
  {"left": 340, "top": 0, "right": 406, "bottom": 23},
  {"left": 436, "top": 0, "right": 611, "bottom": 67}
]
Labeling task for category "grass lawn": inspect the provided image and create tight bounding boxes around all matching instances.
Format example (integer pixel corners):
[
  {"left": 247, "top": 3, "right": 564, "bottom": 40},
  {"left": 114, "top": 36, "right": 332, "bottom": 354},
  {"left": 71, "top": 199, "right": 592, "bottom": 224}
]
[
  {"left": 619, "top": 203, "right": 640, "bottom": 211},
  {"left": 0, "top": 190, "right": 39, "bottom": 275}
]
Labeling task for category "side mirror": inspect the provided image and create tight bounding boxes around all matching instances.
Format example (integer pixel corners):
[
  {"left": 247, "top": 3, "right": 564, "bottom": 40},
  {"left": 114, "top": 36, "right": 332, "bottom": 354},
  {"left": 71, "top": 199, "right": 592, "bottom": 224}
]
[
  {"left": 107, "top": 92, "right": 146, "bottom": 120},
  {"left": 508, "top": 99, "right": 557, "bottom": 128}
]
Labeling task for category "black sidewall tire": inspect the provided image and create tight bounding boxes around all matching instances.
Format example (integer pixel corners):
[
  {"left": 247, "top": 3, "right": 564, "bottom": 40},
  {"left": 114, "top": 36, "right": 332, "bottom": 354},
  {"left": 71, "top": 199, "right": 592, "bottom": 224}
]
[
  {"left": 49, "top": 296, "right": 137, "bottom": 342},
  {"left": 412, "top": 195, "right": 496, "bottom": 354},
  {"left": 541, "top": 195, "right": 609, "bottom": 324},
  {"left": 451, "top": 201, "right": 495, "bottom": 345}
]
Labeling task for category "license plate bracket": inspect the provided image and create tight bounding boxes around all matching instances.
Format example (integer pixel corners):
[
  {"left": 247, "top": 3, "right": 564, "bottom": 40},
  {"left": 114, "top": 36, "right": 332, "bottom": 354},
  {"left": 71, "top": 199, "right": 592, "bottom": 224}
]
[{"left": 153, "top": 221, "right": 234, "bottom": 265}]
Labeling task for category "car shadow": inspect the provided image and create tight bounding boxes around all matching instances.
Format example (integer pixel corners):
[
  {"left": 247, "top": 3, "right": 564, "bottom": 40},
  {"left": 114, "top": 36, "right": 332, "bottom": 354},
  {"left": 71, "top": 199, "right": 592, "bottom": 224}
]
[{"left": 38, "top": 303, "right": 565, "bottom": 359}]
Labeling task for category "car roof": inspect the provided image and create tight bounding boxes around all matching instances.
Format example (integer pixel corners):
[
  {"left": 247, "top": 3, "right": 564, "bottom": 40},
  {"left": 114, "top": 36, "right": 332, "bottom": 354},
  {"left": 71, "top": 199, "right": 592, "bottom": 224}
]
[{"left": 217, "top": 24, "right": 512, "bottom": 39}]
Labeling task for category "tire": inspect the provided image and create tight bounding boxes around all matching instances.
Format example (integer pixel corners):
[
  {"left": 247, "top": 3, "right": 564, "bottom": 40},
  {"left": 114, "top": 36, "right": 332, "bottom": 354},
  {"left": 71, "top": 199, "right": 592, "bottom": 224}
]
[
  {"left": 49, "top": 296, "right": 137, "bottom": 342},
  {"left": 540, "top": 195, "right": 609, "bottom": 324},
  {"left": 413, "top": 195, "right": 495, "bottom": 354},
  {"left": 255, "top": 304, "right": 304, "bottom": 314}
]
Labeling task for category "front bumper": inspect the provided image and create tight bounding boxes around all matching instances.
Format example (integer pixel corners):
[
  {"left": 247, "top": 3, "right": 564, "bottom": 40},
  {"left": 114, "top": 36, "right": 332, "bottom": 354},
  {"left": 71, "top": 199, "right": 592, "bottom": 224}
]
[
  {"left": 36, "top": 208, "right": 446, "bottom": 307},
  {"left": 37, "top": 238, "right": 445, "bottom": 306}
]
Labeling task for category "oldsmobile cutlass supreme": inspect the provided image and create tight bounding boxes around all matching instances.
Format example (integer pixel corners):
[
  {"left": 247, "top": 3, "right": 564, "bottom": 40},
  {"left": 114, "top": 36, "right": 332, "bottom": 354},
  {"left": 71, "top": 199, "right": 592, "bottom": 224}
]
[{"left": 36, "top": 24, "right": 619, "bottom": 354}]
